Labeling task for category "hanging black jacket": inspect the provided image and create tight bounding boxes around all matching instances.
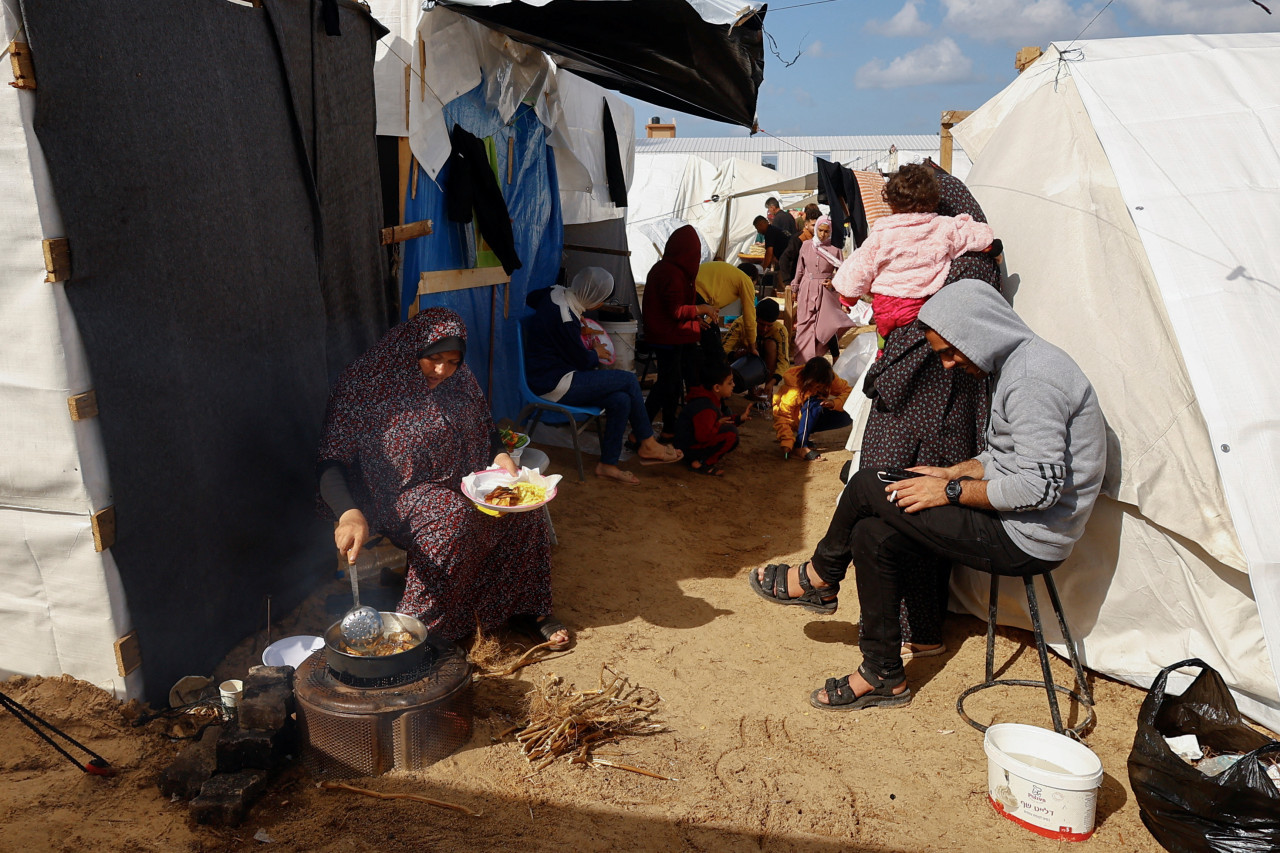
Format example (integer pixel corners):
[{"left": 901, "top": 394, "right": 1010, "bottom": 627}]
[{"left": 445, "top": 125, "right": 522, "bottom": 275}]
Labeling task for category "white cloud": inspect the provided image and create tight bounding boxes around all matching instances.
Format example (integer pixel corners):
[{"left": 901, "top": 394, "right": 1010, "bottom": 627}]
[
  {"left": 1120, "top": 0, "right": 1280, "bottom": 34},
  {"left": 939, "top": 0, "right": 1112, "bottom": 44},
  {"left": 866, "top": 1, "right": 932, "bottom": 37},
  {"left": 806, "top": 39, "right": 827, "bottom": 58},
  {"left": 854, "top": 37, "right": 977, "bottom": 89}
]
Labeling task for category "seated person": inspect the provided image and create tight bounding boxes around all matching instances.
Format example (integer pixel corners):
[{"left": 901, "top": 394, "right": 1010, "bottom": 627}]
[
  {"left": 525, "top": 267, "right": 682, "bottom": 485},
  {"left": 772, "top": 357, "right": 852, "bottom": 461},
  {"left": 672, "top": 362, "right": 748, "bottom": 477},
  {"left": 724, "top": 297, "right": 790, "bottom": 403},
  {"left": 318, "top": 307, "right": 569, "bottom": 650},
  {"left": 749, "top": 280, "right": 1105, "bottom": 711}
]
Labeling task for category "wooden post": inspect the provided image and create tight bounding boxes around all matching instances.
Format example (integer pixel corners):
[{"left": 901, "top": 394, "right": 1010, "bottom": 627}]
[
  {"left": 1016, "top": 46, "right": 1043, "bottom": 73},
  {"left": 939, "top": 110, "right": 973, "bottom": 175}
]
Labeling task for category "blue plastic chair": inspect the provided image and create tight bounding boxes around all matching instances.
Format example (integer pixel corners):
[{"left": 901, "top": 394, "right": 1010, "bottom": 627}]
[{"left": 513, "top": 320, "right": 604, "bottom": 482}]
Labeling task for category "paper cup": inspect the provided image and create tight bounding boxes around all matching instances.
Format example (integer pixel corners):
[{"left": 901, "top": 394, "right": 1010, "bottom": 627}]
[{"left": 219, "top": 679, "right": 244, "bottom": 720}]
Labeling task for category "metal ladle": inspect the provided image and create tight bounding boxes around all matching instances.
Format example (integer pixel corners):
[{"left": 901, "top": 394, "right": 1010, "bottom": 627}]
[{"left": 340, "top": 558, "right": 383, "bottom": 650}]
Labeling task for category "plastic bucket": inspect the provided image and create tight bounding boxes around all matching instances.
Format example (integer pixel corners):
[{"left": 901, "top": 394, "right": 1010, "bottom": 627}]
[
  {"left": 984, "top": 723, "right": 1103, "bottom": 841},
  {"left": 599, "top": 320, "right": 638, "bottom": 373},
  {"left": 731, "top": 354, "right": 768, "bottom": 393}
]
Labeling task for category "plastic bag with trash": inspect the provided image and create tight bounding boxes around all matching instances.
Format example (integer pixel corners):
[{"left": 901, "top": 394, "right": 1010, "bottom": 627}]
[{"left": 1127, "top": 658, "right": 1280, "bottom": 852}]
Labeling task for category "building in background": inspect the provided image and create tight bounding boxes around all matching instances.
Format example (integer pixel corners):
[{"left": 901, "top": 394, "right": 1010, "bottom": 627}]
[{"left": 638, "top": 124, "right": 971, "bottom": 180}]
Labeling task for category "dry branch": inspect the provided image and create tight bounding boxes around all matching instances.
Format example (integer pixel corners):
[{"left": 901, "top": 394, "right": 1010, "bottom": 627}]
[
  {"left": 505, "top": 665, "right": 666, "bottom": 775},
  {"left": 318, "top": 780, "right": 481, "bottom": 817}
]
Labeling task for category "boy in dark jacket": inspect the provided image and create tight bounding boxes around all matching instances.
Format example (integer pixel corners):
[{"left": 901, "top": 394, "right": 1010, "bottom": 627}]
[{"left": 672, "top": 363, "right": 749, "bottom": 476}]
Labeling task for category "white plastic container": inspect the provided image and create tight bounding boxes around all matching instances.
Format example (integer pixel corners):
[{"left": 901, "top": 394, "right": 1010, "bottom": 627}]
[
  {"left": 598, "top": 319, "right": 638, "bottom": 373},
  {"left": 984, "top": 723, "right": 1104, "bottom": 841}
]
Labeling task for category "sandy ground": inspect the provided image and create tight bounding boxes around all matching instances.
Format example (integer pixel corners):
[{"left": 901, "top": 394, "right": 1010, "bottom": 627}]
[{"left": 1, "top": 414, "right": 1182, "bottom": 852}]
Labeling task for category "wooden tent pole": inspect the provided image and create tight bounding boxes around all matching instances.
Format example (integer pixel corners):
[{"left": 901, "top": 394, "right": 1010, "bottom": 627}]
[{"left": 488, "top": 284, "right": 497, "bottom": 401}]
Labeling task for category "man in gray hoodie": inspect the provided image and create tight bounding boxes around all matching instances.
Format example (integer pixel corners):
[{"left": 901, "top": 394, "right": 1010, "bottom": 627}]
[{"left": 750, "top": 280, "right": 1106, "bottom": 711}]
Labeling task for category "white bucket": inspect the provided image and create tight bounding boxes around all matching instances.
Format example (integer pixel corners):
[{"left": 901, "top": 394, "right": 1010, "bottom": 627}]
[
  {"left": 984, "top": 723, "right": 1103, "bottom": 842},
  {"left": 598, "top": 320, "right": 638, "bottom": 373}
]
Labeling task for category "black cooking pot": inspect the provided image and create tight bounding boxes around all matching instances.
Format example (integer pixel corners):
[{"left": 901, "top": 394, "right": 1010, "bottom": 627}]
[{"left": 323, "top": 612, "right": 437, "bottom": 680}]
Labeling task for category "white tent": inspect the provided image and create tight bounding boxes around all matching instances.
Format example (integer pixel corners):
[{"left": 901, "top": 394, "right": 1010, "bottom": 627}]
[
  {"left": 950, "top": 34, "right": 1280, "bottom": 729},
  {"left": 1, "top": 0, "right": 137, "bottom": 697},
  {"left": 627, "top": 154, "right": 812, "bottom": 284}
]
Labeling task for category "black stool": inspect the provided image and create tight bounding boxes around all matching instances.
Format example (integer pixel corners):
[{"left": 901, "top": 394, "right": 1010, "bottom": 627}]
[{"left": 956, "top": 568, "right": 1095, "bottom": 738}]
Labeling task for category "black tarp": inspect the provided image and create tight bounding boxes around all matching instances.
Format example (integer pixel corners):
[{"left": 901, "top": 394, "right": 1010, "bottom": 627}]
[
  {"left": 21, "top": 0, "right": 389, "bottom": 704},
  {"left": 441, "top": 0, "right": 765, "bottom": 128}
]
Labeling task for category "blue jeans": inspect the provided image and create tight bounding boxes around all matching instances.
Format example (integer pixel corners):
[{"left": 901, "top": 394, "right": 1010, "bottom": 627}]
[
  {"left": 559, "top": 369, "right": 655, "bottom": 465},
  {"left": 795, "top": 397, "right": 853, "bottom": 449}
]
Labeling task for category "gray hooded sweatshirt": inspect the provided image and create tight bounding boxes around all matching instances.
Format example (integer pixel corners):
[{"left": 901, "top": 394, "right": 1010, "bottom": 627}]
[{"left": 917, "top": 281, "right": 1106, "bottom": 561}]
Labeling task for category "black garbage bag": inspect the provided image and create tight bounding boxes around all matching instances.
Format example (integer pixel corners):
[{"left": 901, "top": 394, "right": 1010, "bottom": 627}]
[{"left": 1128, "top": 658, "right": 1280, "bottom": 852}]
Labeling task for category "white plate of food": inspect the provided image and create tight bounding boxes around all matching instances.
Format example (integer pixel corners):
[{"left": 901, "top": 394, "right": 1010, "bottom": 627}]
[{"left": 461, "top": 467, "right": 561, "bottom": 513}]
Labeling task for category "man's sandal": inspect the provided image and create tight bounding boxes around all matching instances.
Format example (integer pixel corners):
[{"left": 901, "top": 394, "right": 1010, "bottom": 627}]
[
  {"left": 809, "top": 665, "right": 913, "bottom": 711},
  {"left": 748, "top": 563, "right": 838, "bottom": 614}
]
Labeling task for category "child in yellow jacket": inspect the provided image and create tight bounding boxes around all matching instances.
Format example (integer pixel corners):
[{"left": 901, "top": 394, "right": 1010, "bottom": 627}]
[{"left": 772, "top": 357, "right": 853, "bottom": 461}]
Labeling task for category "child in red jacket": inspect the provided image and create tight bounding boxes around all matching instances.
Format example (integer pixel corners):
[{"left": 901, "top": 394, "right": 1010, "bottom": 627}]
[{"left": 672, "top": 363, "right": 749, "bottom": 476}]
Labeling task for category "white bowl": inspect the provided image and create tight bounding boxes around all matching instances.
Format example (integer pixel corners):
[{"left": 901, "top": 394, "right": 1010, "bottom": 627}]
[{"left": 262, "top": 635, "right": 325, "bottom": 668}]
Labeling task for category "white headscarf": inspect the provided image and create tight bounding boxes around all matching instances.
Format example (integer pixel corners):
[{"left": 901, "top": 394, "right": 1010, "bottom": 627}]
[{"left": 549, "top": 266, "right": 614, "bottom": 323}]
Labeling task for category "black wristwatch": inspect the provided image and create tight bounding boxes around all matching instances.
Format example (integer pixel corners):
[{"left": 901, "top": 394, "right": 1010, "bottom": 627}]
[{"left": 945, "top": 479, "right": 964, "bottom": 506}]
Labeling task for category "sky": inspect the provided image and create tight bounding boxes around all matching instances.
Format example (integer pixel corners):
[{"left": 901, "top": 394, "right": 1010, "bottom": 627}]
[{"left": 625, "top": 0, "right": 1280, "bottom": 137}]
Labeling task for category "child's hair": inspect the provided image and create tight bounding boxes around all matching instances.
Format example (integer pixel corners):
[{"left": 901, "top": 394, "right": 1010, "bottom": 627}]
[
  {"left": 756, "top": 299, "right": 780, "bottom": 323},
  {"left": 884, "top": 164, "right": 940, "bottom": 214},
  {"left": 803, "top": 203, "right": 821, "bottom": 222},
  {"left": 736, "top": 262, "right": 760, "bottom": 283},
  {"left": 702, "top": 361, "right": 734, "bottom": 390},
  {"left": 798, "top": 356, "right": 835, "bottom": 394}
]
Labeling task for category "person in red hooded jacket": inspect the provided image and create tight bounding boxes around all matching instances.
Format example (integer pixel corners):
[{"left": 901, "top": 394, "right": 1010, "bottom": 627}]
[{"left": 642, "top": 225, "right": 719, "bottom": 435}]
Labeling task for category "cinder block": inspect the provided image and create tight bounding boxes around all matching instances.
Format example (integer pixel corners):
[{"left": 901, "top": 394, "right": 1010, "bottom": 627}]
[
  {"left": 157, "top": 724, "right": 221, "bottom": 800},
  {"left": 240, "top": 665, "right": 295, "bottom": 731},
  {"left": 190, "top": 770, "right": 268, "bottom": 826},
  {"left": 217, "top": 726, "right": 283, "bottom": 772}
]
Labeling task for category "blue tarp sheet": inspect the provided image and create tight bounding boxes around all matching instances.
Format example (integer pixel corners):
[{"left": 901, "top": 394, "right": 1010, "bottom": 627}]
[{"left": 402, "top": 86, "right": 563, "bottom": 423}]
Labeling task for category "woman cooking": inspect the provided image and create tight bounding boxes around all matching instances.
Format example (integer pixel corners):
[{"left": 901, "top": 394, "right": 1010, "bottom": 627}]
[
  {"left": 317, "top": 307, "right": 569, "bottom": 650},
  {"left": 791, "top": 215, "right": 855, "bottom": 362}
]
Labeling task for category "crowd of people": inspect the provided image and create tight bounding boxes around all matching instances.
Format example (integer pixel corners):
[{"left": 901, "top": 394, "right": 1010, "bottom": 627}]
[{"left": 314, "top": 161, "right": 1106, "bottom": 711}]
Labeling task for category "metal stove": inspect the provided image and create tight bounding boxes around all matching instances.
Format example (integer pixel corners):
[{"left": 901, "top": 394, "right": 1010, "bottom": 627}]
[{"left": 294, "top": 639, "right": 472, "bottom": 779}]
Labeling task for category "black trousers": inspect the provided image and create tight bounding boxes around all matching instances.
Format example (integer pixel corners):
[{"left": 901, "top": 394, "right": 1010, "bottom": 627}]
[
  {"left": 644, "top": 343, "right": 700, "bottom": 431},
  {"left": 810, "top": 469, "right": 1059, "bottom": 682}
]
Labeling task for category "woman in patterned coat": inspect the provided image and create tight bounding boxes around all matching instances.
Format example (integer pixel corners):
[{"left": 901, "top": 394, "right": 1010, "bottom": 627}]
[
  {"left": 858, "top": 163, "right": 1001, "bottom": 655},
  {"left": 317, "top": 307, "right": 567, "bottom": 649}
]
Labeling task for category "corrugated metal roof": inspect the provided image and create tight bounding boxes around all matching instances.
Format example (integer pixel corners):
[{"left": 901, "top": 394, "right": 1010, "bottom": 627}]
[{"left": 634, "top": 135, "right": 960, "bottom": 154}]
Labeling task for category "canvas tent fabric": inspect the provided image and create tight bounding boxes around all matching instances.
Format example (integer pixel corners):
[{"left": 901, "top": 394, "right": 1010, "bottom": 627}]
[
  {"left": 627, "top": 154, "right": 789, "bottom": 285},
  {"left": 6, "top": 0, "right": 390, "bottom": 704},
  {"left": 0, "top": 0, "right": 133, "bottom": 694},
  {"left": 438, "top": 0, "right": 765, "bottom": 127},
  {"left": 950, "top": 34, "right": 1280, "bottom": 729}
]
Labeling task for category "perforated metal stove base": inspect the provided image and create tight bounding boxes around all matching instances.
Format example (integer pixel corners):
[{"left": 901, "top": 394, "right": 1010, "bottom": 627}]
[{"left": 295, "top": 639, "right": 472, "bottom": 779}]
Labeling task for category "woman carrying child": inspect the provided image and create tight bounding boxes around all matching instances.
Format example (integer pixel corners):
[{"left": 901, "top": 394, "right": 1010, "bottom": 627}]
[
  {"left": 791, "top": 215, "right": 855, "bottom": 362},
  {"left": 832, "top": 162, "right": 1001, "bottom": 661},
  {"left": 672, "top": 361, "right": 748, "bottom": 476},
  {"left": 772, "top": 357, "right": 853, "bottom": 461}
]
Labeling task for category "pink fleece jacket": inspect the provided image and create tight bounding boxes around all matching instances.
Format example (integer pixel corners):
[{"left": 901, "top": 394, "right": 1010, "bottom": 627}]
[{"left": 832, "top": 212, "right": 993, "bottom": 302}]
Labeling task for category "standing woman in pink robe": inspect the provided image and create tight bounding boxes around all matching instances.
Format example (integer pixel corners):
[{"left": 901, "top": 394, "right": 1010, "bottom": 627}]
[{"left": 791, "top": 216, "right": 855, "bottom": 362}]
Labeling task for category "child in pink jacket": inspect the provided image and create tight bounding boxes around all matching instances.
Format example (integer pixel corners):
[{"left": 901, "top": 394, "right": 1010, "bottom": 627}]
[{"left": 832, "top": 164, "right": 994, "bottom": 350}]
